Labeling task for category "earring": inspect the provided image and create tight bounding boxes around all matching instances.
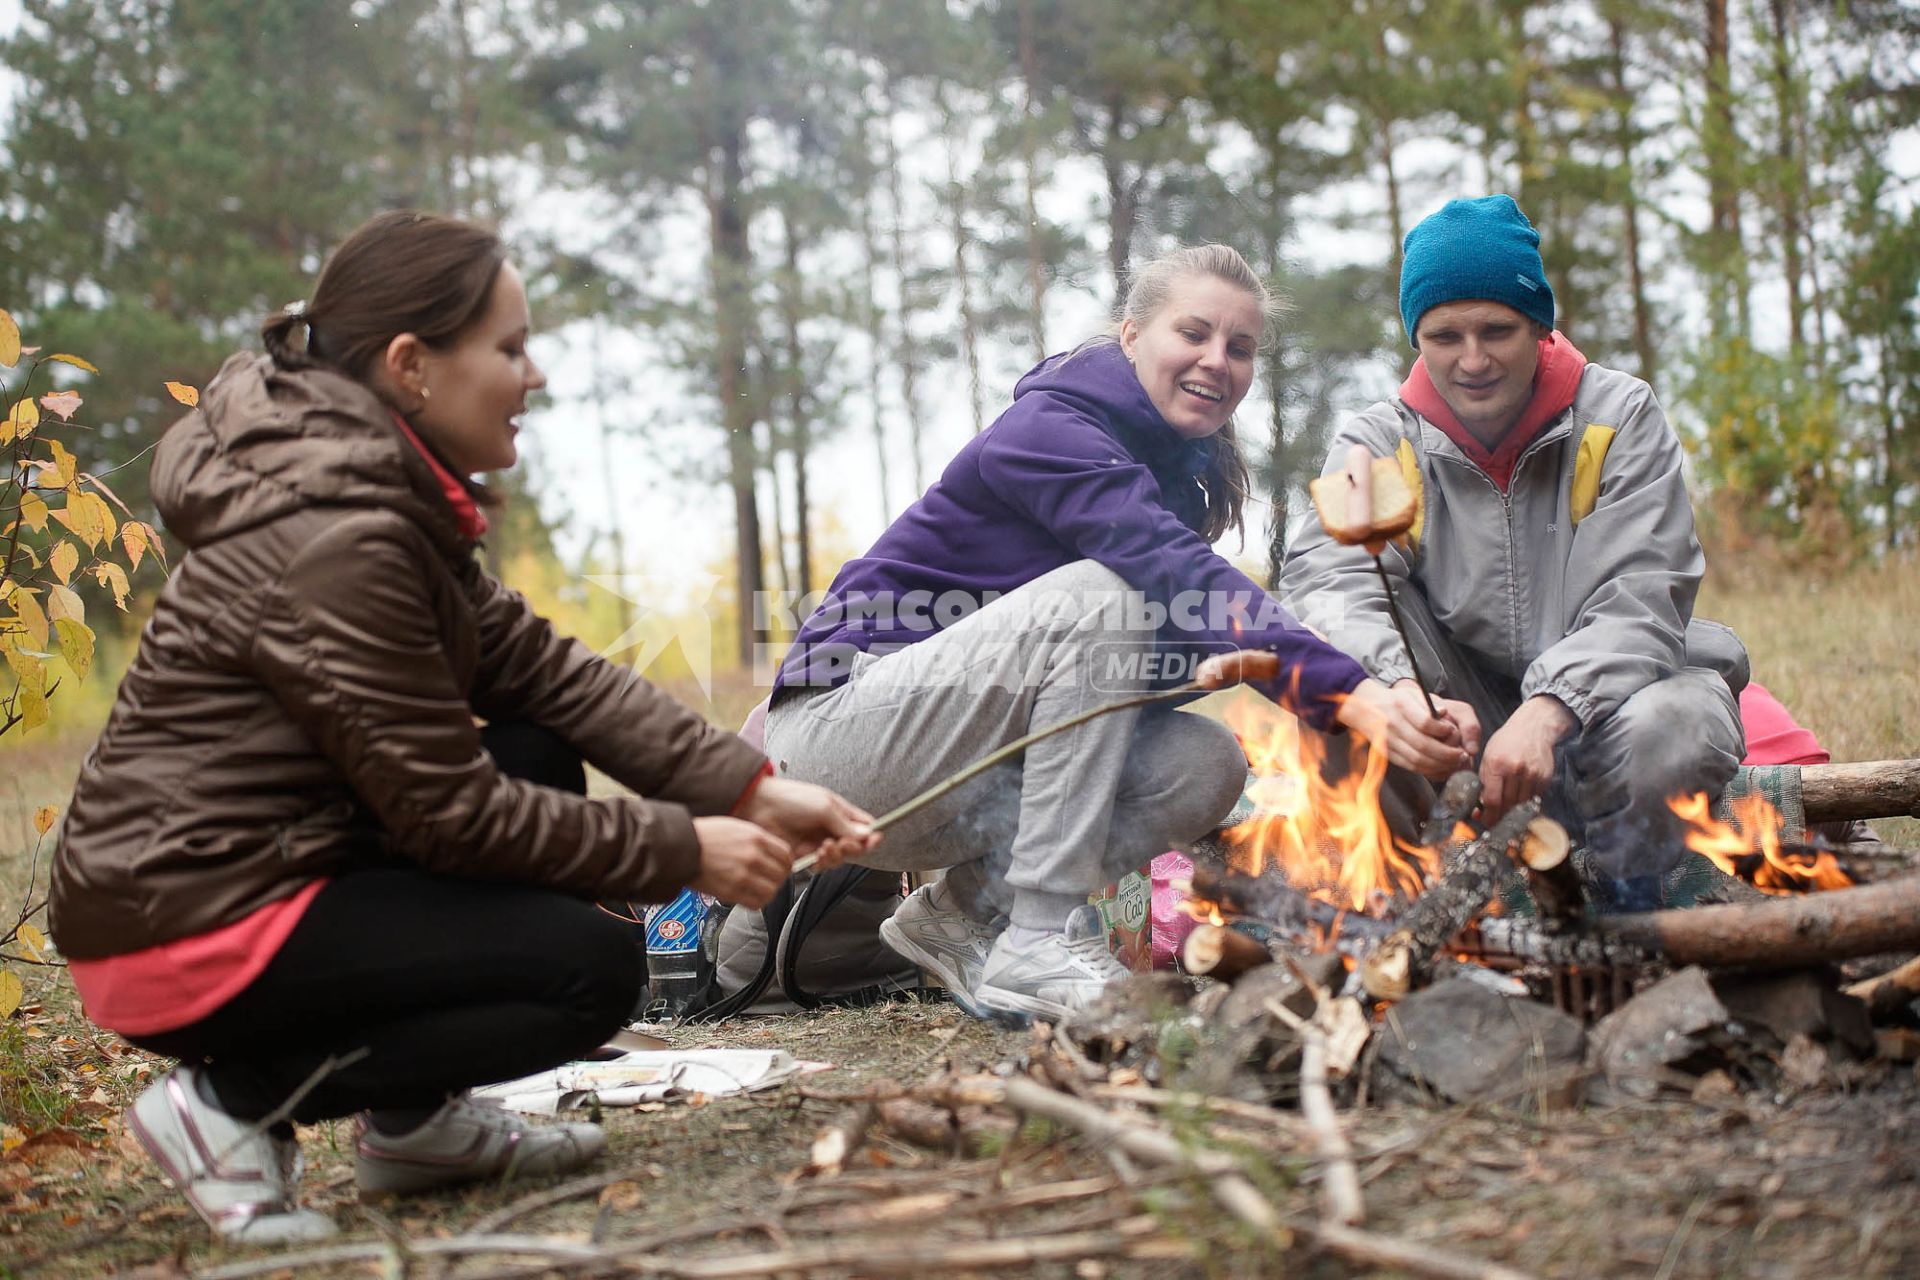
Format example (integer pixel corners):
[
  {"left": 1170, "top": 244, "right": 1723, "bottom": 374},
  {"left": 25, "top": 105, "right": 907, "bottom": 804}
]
[{"left": 418, "top": 385, "right": 432, "bottom": 402}]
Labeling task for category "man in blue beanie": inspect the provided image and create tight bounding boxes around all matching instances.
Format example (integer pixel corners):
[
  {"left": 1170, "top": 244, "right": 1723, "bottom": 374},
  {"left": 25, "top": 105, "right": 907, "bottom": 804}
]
[{"left": 1280, "top": 195, "right": 1747, "bottom": 911}]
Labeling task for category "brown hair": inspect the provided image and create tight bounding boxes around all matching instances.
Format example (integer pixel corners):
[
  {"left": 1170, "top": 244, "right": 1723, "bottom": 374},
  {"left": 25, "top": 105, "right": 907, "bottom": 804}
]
[
  {"left": 1114, "top": 244, "right": 1283, "bottom": 544},
  {"left": 261, "top": 210, "right": 506, "bottom": 386}
]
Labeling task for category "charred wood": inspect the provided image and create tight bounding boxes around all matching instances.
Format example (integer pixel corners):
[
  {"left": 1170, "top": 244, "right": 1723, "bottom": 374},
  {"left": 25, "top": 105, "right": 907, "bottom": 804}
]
[
  {"left": 1420, "top": 769, "right": 1483, "bottom": 851},
  {"left": 1188, "top": 865, "right": 1394, "bottom": 952},
  {"left": 1361, "top": 801, "right": 1540, "bottom": 1001}
]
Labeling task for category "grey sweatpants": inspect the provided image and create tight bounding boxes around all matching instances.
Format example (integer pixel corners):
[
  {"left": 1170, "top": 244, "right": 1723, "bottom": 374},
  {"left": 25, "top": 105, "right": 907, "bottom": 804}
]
[
  {"left": 764, "top": 560, "right": 1247, "bottom": 931},
  {"left": 1391, "top": 588, "right": 1746, "bottom": 881}
]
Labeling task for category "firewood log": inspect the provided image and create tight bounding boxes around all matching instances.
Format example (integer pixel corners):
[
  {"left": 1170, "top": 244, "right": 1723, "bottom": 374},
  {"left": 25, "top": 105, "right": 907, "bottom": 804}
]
[
  {"left": 1359, "top": 800, "right": 1540, "bottom": 1001},
  {"left": 1799, "top": 758, "right": 1920, "bottom": 822},
  {"left": 1181, "top": 923, "right": 1273, "bottom": 982},
  {"left": 1518, "top": 815, "right": 1583, "bottom": 924}
]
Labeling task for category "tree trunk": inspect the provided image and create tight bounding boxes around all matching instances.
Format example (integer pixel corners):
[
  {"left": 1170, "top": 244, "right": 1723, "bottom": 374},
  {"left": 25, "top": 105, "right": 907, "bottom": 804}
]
[
  {"left": 1703, "top": 0, "right": 1750, "bottom": 340},
  {"left": 591, "top": 321, "right": 633, "bottom": 636},
  {"left": 1102, "top": 96, "right": 1138, "bottom": 305},
  {"left": 780, "top": 208, "right": 813, "bottom": 599},
  {"left": 936, "top": 79, "right": 987, "bottom": 434},
  {"left": 879, "top": 72, "right": 927, "bottom": 496},
  {"left": 1610, "top": 20, "right": 1657, "bottom": 383},
  {"left": 1017, "top": 0, "right": 1049, "bottom": 359},
  {"left": 705, "top": 42, "right": 765, "bottom": 668},
  {"left": 858, "top": 169, "right": 894, "bottom": 526},
  {"left": 1768, "top": 0, "right": 1807, "bottom": 360}
]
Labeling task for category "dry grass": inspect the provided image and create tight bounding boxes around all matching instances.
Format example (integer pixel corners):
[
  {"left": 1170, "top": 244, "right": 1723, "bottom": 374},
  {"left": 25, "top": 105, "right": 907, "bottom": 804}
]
[{"left": 1699, "top": 550, "right": 1920, "bottom": 846}]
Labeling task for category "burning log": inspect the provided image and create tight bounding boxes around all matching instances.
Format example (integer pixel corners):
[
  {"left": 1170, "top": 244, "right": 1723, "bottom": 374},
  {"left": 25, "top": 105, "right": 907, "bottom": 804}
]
[
  {"left": 1181, "top": 924, "right": 1273, "bottom": 982},
  {"left": 1419, "top": 770, "right": 1483, "bottom": 852},
  {"left": 1800, "top": 758, "right": 1920, "bottom": 822},
  {"left": 1360, "top": 800, "right": 1541, "bottom": 1001},
  {"left": 1597, "top": 873, "right": 1920, "bottom": 970},
  {"left": 1465, "top": 916, "right": 1660, "bottom": 971},
  {"left": 1517, "top": 816, "right": 1583, "bottom": 924},
  {"left": 1187, "top": 865, "right": 1394, "bottom": 952}
]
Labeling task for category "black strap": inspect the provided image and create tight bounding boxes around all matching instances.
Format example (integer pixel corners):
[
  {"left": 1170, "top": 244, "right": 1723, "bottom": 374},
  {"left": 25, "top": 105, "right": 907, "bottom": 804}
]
[{"left": 777, "top": 866, "right": 882, "bottom": 1010}]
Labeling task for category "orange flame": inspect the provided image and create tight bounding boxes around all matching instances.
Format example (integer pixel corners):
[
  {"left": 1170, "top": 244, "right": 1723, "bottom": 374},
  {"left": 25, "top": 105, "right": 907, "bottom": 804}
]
[
  {"left": 1221, "top": 695, "right": 1438, "bottom": 912},
  {"left": 1668, "top": 791, "right": 1853, "bottom": 894}
]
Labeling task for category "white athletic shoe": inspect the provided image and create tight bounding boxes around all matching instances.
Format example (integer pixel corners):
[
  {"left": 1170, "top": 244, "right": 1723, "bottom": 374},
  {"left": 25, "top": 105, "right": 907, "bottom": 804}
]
[
  {"left": 878, "top": 882, "right": 1002, "bottom": 1019},
  {"left": 355, "top": 1094, "right": 604, "bottom": 1194},
  {"left": 973, "top": 905, "right": 1129, "bottom": 1023},
  {"left": 128, "top": 1067, "right": 337, "bottom": 1243}
]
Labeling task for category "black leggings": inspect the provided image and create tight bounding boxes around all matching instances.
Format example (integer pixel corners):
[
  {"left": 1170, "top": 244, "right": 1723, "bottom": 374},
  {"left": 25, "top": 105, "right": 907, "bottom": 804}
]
[{"left": 128, "top": 724, "right": 642, "bottom": 1124}]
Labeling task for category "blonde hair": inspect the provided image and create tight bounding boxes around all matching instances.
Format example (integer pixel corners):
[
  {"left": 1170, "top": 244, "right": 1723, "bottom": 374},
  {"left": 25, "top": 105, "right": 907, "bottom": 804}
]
[{"left": 1114, "top": 243, "right": 1279, "bottom": 542}]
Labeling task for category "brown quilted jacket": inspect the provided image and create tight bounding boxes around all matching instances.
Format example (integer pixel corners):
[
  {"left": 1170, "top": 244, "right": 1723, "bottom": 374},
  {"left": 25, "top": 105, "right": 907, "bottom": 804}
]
[{"left": 50, "top": 353, "right": 763, "bottom": 959}]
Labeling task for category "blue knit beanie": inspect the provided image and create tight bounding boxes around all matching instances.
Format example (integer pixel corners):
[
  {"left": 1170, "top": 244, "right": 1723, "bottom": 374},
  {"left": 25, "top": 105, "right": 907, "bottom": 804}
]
[{"left": 1398, "top": 195, "right": 1555, "bottom": 347}]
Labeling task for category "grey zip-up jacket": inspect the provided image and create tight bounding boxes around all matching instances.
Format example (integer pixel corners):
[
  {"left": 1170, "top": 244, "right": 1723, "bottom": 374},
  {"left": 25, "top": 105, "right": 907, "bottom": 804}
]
[{"left": 1279, "top": 363, "right": 1701, "bottom": 730}]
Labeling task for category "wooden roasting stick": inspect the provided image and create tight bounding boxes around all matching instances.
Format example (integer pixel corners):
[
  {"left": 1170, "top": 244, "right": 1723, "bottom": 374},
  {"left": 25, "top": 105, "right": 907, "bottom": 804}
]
[{"left": 790, "top": 650, "right": 1295, "bottom": 874}]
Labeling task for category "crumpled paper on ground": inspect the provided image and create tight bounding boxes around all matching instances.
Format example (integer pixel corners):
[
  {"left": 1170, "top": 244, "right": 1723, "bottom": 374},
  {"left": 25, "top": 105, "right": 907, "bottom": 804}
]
[{"left": 474, "top": 1049, "right": 810, "bottom": 1116}]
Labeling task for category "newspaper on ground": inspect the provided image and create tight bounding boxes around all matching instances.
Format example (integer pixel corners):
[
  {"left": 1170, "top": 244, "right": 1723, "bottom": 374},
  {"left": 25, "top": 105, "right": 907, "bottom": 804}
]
[{"left": 474, "top": 1048, "right": 815, "bottom": 1115}]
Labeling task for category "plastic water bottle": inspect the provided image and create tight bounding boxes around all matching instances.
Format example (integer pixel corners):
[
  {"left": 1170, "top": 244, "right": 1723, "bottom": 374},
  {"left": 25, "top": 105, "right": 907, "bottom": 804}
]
[{"left": 640, "top": 888, "right": 712, "bottom": 1021}]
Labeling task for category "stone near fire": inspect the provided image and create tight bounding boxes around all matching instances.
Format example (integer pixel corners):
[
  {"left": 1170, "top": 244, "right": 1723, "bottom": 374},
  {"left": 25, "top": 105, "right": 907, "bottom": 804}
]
[
  {"left": 1587, "top": 966, "right": 1731, "bottom": 1099},
  {"left": 1371, "top": 976, "right": 1586, "bottom": 1108},
  {"left": 1710, "top": 968, "right": 1873, "bottom": 1059}
]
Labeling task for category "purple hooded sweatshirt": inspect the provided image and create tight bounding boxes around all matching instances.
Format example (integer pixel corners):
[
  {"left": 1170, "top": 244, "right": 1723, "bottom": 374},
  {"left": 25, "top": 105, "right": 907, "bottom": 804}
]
[{"left": 773, "top": 341, "right": 1368, "bottom": 729}]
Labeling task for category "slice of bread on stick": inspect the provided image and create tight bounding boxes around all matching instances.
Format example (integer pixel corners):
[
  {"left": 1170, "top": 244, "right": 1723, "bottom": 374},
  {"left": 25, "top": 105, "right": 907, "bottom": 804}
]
[{"left": 1309, "top": 444, "right": 1419, "bottom": 549}]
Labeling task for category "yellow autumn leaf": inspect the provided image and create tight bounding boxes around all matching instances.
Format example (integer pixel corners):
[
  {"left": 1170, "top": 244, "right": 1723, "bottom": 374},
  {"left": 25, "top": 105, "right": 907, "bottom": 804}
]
[
  {"left": 54, "top": 617, "right": 93, "bottom": 680},
  {"left": 0, "top": 970, "right": 22, "bottom": 1019},
  {"left": 121, "top": 521, "right": 149, "bottom": 572},
  {"left": 47, "top": 582, "right": 84, "bottom": 624},
  {"left": 164, "top": 381, "right": 200, "bottom": 407},
  {"left": 49, "top": 540, "right": 78, "bottom": 586},
  {"left": 0, "top": 309, "right": 18, "bottom": 368},
  {"left": 38, "top": 390, "right": 82, "bottom": 421},
  {"left": 93, "top": 562, "right": 131, "bottom": 610},
  {"left": 4, "top": 584, "right": 49, "bottom": 651},
  {"left": 2, "top": 636, "right": 46, "bottom": 692},
  {"left": 6, "top": 399, "right": 37, "bottom": 440},
  {"left": 16, "top": 683, "right": 48, "bottom": 732},
  {"left": 15, "top": 925, "right": 47, "bottom": 963},
  {"left": 51, "top": 492, "right": 113, "bottom": 552},
  {"left": 136, "top": 521, "right": 168, "bottom": 568},
  {"left": 32, "top": 805, "right": 56, "bottom": 836},
  {"left": 46, "top": 439, "right": 77, "bottom": 487},
  {"left": 18, "top": 492, "right": 48, "bottom": 533},
  {"left": 44, "top": 352, "right": 97, "bottom": 373}
]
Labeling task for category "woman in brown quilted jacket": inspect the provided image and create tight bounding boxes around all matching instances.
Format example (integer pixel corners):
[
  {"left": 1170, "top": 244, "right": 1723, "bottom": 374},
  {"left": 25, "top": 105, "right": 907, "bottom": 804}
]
[{"left": 48, "top": 211, "right": 877, "bottom": 1243}]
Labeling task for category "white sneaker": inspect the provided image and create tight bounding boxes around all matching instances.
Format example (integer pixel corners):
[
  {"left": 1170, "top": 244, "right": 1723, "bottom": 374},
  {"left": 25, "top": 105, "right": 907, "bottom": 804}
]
[
  {"left": 878, "top": 882, "right": 1002, "bottom": 1019},
  {"left": 973, "top": 905, "right": 1129, "bottom": 1023},
  {"left": 355, "top": 1095, "right": 604, "bottom": 1194},
  {"left": 128, "top": 1067, "right": 337, "bottom": 1243}
]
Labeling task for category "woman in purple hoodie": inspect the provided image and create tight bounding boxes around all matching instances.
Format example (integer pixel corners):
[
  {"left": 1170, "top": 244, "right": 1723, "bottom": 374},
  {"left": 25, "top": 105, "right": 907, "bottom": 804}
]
[{"left": 766, "top": 244, "right": 1468, "bottom": 1021}]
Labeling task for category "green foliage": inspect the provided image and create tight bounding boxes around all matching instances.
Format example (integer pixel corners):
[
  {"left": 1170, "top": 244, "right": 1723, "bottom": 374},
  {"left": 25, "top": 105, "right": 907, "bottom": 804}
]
[{"left": 1684, "top": 335, "right": 1863, "bottom": 556}]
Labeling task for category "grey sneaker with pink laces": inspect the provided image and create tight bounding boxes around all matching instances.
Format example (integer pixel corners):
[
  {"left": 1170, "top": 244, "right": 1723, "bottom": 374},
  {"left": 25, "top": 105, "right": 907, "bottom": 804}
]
[
  {"left": 354, "top": 1094, "right": 604, "bottom": 1194},
  {"left": 128, "top": 1066, "right": 337, "bottom": 1244}
]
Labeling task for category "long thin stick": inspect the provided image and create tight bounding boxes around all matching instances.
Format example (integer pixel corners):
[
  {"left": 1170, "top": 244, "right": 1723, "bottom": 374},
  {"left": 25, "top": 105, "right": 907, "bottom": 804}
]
[
  {"left": 1371, "top": 554, "right": 1441, "bottom": 718},
  {"left": 791, "top": 679, "right": 1206, "bottom": 873}
]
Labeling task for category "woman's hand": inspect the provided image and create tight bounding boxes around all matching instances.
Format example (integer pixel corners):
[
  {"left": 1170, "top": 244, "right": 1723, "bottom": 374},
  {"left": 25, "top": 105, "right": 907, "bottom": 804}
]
[
  {"left": 734, "top": 776, "right": 880, "bottom": 875},
  {"left": 1335, "top": 678, "right": 1479, "bottom": 778},
  {"left": 689, "top": 817, "right": 794, "bottom": 908}
]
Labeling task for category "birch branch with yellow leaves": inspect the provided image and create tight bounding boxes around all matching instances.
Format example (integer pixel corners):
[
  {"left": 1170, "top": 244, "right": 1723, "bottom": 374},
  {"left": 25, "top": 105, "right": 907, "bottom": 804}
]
[{"left": 0, "top": 304, "right": 179, "bottom": 738}]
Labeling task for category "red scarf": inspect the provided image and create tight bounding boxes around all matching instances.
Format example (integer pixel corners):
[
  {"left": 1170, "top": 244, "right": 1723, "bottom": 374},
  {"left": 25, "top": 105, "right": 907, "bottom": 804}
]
[
  {"left": 1399, "top": 331, "right": 1587, "bottom": 492},
  {"left": 391, "top": 412, "right": 489, "bottom": 539}
]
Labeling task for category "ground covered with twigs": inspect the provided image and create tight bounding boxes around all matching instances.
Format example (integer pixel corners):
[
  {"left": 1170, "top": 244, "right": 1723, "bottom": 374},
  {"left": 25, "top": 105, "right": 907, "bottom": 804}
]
[{"left": 4, "top": 992, "right": 1920, "bottom": 1279}]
